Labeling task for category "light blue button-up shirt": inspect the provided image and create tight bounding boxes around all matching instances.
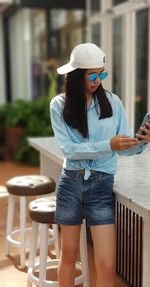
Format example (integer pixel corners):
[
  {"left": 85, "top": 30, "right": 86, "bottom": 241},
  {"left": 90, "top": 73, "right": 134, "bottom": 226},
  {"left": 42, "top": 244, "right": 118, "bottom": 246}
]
[{"left": 50, "top": 92, "right": 146, "bottom": 179}]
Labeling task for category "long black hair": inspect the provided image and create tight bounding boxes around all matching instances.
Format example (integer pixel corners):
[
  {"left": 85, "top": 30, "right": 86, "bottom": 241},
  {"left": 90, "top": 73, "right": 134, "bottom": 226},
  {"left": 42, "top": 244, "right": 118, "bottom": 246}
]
[{"left": 62, "top": 69, "right": 113, "bottom": 138}]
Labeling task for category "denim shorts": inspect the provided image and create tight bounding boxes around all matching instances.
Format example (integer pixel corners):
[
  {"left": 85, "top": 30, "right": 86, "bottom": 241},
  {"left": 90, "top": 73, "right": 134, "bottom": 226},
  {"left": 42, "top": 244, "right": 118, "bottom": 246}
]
[{"left": 55, "top": 169, "right": 115, "bottom": 226}]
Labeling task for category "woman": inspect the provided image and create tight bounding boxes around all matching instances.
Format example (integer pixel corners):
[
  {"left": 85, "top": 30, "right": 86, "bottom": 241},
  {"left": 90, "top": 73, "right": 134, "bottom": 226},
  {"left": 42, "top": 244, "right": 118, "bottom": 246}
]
[{"left": 50, "top": 43, "right": 150, "bottom": 287}]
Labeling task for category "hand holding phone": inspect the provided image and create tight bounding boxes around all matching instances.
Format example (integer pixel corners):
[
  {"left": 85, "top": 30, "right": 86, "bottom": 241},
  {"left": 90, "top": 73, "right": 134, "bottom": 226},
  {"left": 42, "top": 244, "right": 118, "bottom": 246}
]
[{"left": 136, "top": 113, "right": 150, "bottom": 141}]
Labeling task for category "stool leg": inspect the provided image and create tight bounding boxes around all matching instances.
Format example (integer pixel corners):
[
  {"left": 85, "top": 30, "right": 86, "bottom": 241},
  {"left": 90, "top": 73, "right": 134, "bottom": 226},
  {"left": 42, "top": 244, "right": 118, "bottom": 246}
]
[
  {"left": 52, "top": 224, "right": 60, "bottom": 259},
  {"left": 39, "top": 224, "right": 48, "bottom": 287},
  {"left": 5, "top": 194, "right": 15, "bottom": 256},
  {"left": 27, "top": 221, "right": 39, "bottom": 287},
  {"left": 80, "top": 219, "right": 90, "bottom": 287},
  {"left": 20, "top": 196, "right": 26, "bottom": 268},
  {"left": 28, "top": 221, "right": 39, "bottom": 267}
]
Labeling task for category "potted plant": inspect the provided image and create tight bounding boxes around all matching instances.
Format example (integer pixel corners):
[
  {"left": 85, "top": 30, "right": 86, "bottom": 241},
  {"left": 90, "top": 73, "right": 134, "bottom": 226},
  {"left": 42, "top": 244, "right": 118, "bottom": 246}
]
[
  {"left": 4, "top": 99, "right": 31, "bottom": 160},
  {"left": 0, "top": 97, "right": 53, "bottom": 164},
  {"left": 14, "top": 96, "right": 53, "bottom": 165}
]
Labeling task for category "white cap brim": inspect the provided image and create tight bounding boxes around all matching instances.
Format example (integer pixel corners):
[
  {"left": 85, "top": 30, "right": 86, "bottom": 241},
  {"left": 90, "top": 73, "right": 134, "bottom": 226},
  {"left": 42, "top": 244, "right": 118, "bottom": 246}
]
[{"left": 57, "top": 63, "right": 77, "bottom": 75}]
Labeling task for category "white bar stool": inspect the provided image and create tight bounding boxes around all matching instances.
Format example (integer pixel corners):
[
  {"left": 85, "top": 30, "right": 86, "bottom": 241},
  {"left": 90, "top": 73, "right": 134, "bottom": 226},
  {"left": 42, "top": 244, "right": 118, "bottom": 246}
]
[
  {"left": 5, "top": 175, "right": 56, "bottom": 269},
  {"left": 27, "top": 195, "right": 89, "bottom": 287}
]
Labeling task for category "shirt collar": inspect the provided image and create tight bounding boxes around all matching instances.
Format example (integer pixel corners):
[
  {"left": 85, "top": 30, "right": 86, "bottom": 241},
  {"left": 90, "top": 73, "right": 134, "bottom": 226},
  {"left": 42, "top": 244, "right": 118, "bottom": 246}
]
[{"left": 88, "top": 96, "right": 99, "bottom": 111}]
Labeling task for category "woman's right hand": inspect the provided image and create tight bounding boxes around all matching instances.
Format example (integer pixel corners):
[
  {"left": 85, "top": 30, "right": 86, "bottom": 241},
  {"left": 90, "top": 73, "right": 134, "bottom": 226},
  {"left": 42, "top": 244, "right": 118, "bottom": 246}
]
[{"left": 110, "top": 135, "right": 140, "bottom": 151}]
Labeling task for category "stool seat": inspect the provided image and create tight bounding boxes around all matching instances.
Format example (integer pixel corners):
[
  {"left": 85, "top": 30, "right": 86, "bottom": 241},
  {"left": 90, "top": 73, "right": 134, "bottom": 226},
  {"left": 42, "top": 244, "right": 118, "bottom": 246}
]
[
  {"left": 6, "top": 175, "right": 56, "bottom": 269},
  {"left": 28, "top": 196, "right": 56, "bottom": 224},
  {"left": 6, "top": 175, "right": 56, "bottom": 196}
]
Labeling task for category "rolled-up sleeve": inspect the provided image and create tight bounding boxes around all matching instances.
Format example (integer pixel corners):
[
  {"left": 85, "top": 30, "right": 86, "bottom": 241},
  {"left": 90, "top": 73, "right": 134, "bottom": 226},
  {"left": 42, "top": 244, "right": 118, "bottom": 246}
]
[
  {"left": 50, "top": 102, "right": 111, "bottom": 160},
  {"left": 116, "top": 99, "right": 147, "bottom": 155}
]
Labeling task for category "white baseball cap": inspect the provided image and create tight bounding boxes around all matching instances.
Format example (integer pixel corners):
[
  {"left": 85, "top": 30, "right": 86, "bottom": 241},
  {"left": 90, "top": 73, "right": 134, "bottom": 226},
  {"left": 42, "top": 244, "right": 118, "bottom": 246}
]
[{"left": 57, "top": 43, "right": 105, "bottom": 75}]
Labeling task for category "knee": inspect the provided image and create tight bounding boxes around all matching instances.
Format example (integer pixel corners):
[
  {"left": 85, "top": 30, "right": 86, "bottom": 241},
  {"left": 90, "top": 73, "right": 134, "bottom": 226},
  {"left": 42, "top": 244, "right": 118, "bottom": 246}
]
[
  {"left": 61, "top": 244, "right": 79, "bottom": 264},
  {"left": 96, "top": 260, "right": 116, "bottom": 280}
]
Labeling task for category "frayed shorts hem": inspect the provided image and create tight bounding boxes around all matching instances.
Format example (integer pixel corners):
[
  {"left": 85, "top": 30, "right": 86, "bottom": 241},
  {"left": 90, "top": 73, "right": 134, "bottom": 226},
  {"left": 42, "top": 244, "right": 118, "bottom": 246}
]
[
  {"left": 55, "top": 218, "right": 82, "bottom": 226},
  {"left": 55, "top": 217, "right": 115, "bottom": 227},
  {"left": 89, "top": 219, "right": 115, "bottom": 226}
]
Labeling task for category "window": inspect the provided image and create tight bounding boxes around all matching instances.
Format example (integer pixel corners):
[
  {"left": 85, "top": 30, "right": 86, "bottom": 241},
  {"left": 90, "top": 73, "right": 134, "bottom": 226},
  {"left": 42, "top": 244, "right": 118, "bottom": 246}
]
[
  {"left": 112, "top": 17, "right": 123, "bottom": 99},
  {"left": 112, "top": 0, "right": 126, "bottom": 5},
  {"left": 91, "top": 0, "right": 101, "bottom": 15},
  {"left": 134, "top": 9, "right": 148, "bottom": 132},
  {"left": 91, "top": 23, "right": 101, "bottom": 47}
]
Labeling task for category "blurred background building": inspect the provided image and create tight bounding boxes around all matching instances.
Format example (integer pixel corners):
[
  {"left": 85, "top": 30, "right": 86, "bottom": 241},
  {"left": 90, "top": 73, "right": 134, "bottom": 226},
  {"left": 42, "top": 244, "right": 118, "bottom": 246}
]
[{"left": 0, "top": 0, "right": 150, "bottom": 133}]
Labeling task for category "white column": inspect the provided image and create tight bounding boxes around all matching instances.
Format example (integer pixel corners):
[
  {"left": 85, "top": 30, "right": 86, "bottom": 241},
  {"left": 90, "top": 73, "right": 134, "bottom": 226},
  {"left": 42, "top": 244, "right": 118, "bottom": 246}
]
[
  {"left": 86, "top": 0, "right": 91, "bottom": 41},
  {"left": 9, "top": 9, "right": 32, "bottom": 101},
  {"left": 0, "top": 13, "right": 6, "bottom": 104},
  {"left": 101, "top": 15, "right": 113, "bottom": 91},
  {"left": 122, "top": 12, "right": 135, "bottom": 131},
  {"left": 22, "top": 9, "right": 32, "bottom": 101}
]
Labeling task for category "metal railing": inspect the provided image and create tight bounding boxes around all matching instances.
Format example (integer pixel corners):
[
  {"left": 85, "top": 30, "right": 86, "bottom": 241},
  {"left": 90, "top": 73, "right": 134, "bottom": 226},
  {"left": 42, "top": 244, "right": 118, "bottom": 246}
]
[{"left": 116, "top": 201, "right": 143, "bottom": 287}]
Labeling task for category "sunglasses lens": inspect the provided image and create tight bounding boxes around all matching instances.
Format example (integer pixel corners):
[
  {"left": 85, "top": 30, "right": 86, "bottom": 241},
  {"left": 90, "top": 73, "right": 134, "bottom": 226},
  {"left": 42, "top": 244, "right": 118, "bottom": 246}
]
[
  {"left": 88, "top": 73, "right": 97, "bottom": 82},
  {"left": 99, "top": 71, "right": 107, "bottom": 80},
  {"left": 89, "top": 71, "right": 107, "bottom": 82}
]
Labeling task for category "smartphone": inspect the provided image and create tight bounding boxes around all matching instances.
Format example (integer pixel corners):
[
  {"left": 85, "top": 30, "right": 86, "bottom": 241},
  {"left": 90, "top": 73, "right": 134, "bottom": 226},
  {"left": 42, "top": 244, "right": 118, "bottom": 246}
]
[{"left": 136, "top": 113, "right": 150, "bottom": 137}]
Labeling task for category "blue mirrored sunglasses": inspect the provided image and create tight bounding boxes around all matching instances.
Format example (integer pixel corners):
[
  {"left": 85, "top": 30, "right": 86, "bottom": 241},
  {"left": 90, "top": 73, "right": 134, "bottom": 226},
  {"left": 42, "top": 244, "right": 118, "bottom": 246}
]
[{"left": 88, "top": 71, "right": 107, "bottom": 82}]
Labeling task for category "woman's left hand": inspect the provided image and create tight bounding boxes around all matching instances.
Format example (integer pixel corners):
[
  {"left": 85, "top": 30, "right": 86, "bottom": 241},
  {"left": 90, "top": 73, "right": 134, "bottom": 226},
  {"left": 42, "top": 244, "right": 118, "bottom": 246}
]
[{"left": 136, "top": 122, "right": 150, "bottom": 143}]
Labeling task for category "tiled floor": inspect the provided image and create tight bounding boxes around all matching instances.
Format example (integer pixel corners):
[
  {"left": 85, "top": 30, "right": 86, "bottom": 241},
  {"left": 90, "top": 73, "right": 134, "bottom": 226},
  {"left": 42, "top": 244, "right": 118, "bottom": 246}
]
[{"left": 0, "top": 160, "right": 128, "bottom": 287}]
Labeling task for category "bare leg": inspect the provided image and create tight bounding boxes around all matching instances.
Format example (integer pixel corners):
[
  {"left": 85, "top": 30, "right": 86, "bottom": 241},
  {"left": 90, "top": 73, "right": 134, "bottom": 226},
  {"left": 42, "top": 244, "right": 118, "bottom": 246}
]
[
  {"left": 90, "top": 224, "right": 116, "bottom": 287},
  {"left": 58, "top": 225, "right": 81, "bottom": 287}
]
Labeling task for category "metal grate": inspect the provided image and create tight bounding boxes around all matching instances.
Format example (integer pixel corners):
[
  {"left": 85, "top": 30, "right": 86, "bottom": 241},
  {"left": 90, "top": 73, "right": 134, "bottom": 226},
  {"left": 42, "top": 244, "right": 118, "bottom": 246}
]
[{"left": 116, "top": 201, "right": 143, "bottom": 287}]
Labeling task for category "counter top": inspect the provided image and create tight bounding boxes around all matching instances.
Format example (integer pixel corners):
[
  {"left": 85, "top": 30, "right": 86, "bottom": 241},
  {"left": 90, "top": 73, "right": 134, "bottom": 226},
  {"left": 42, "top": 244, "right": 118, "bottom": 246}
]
[
  {"left": 28, "top": 137, "right": 64, "bottom": 165},
  {"left": 29, "top": 137, "right": 150, "bottom": 213}
]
